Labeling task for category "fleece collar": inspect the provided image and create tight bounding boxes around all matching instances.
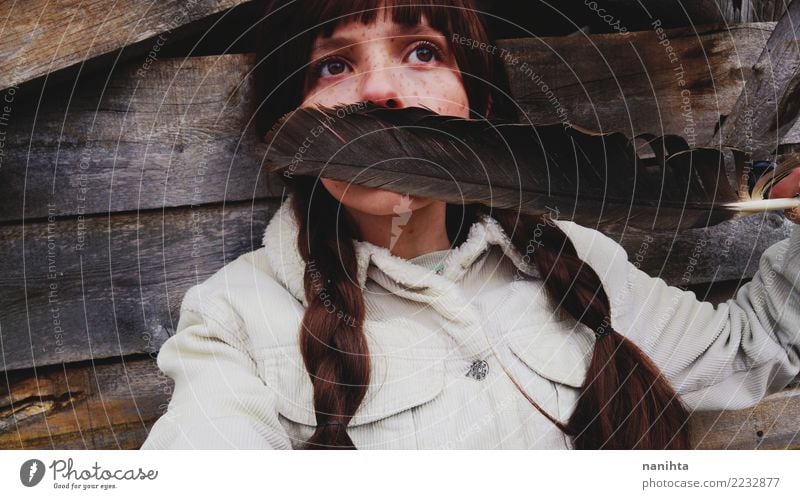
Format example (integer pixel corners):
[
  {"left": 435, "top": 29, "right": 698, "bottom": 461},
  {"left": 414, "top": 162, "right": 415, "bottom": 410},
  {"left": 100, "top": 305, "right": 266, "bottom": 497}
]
[{"left": 262, "top": 193, "right": 541, "bottom": 307}]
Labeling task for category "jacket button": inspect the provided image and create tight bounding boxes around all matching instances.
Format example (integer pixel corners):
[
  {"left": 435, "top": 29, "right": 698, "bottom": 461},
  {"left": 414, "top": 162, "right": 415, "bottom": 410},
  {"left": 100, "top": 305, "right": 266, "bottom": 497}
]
[{"left": 465, "top": 359, "right": 489, "bottom": 381}]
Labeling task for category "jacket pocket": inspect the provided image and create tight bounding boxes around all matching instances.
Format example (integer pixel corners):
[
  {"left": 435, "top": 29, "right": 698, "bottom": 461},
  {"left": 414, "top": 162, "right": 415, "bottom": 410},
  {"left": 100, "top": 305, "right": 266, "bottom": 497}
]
[
  {"left": 261, "top": 345, "right": 446, "bottom": 428},
  {"left": 502, "top": 321, "right": 595, "bottom": 429},
  {"left": 504, "top": 320, "right": 595, "bottom": 389}
]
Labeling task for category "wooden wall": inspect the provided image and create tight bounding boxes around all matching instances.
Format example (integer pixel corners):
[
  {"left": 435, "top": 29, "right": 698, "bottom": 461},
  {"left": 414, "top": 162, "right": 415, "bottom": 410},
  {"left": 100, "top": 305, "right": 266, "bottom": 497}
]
[{"left": 1, "top": 0, "right": 799, "bottom": 450}]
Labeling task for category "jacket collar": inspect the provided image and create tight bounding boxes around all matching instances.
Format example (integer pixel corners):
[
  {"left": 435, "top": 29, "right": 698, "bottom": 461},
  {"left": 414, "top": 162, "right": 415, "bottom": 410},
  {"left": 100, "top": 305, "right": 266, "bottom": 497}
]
[{"left": 262, "top": 193, "right": 540, "bottom": 307}]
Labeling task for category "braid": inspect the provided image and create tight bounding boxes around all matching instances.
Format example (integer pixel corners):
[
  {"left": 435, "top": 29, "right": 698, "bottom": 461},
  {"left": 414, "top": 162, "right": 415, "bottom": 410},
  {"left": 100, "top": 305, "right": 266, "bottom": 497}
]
[
  {"left": 489, "top": 207, "right": 691, "bottom": 449},
  {"left": 289, "top": 177, "right": 370, "bottom": 449}
]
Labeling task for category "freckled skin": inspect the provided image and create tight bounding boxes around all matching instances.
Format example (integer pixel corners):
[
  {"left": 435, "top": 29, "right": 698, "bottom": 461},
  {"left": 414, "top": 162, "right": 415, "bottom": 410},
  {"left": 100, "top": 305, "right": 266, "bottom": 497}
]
[{"left": 300, "top": 7, "right": 473, "bottom": 257}]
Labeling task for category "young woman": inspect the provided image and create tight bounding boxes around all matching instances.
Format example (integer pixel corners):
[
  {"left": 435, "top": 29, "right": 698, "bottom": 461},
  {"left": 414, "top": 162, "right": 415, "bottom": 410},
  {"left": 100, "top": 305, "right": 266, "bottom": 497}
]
[{"left": 141, "top": 0, "right": 800, "bottom": 450}]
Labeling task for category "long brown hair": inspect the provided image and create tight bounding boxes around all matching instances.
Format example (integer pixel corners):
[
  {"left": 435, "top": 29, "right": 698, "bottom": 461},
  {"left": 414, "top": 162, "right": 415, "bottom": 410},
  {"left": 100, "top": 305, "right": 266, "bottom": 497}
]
[{"left": 256, "top": 0, "right": 690, "bottom": 449}]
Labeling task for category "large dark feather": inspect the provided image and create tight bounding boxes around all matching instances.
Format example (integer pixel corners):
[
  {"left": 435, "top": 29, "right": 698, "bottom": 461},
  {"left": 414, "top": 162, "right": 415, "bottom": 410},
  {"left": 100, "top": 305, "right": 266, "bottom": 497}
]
[{"left": 263, "top": 102, "right": 800, "bottom": 231}]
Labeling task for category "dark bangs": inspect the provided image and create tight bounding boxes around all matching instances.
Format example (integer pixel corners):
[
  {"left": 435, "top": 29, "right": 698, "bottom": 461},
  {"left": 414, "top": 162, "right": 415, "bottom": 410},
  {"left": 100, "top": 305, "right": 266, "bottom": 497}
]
[{"left": 311, "top": 0, "right": 461, "bottom": 39}]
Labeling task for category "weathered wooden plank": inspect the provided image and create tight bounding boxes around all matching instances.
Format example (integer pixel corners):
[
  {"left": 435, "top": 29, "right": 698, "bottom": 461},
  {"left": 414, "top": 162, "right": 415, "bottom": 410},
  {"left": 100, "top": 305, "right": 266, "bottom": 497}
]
[
  {"left": 498, "top": 23, "right": 780, "bottom": 148},
  {"left": 598, "top": 1, "right": 791, "bottom": 26},
  {"left": 606, "top": 212, "right": 794, "bottom": 286},
  {"left": 711, "top": 0, "right": 800, "bottom": 156},
  {"left": 477, "top": 1, "right": 787, "bottom": 39},
  {"left": 690, "top": 382, "right": 800, "bottom": 449},
  {"left": 0, "top": 0, "right": 248, "bottom": 90},
  {"left": 0, "top": 355, "right": 169, "bottom": 449},
  {"left": 595, "top": 1, "right": 757, "bottom": 26},
  {"left": 752, "top": 0, "right": 793, "bottom": 22},
  {"left": 0, "top": 53, "right": 283, "bottom": 224},
  {"left": 0, "top": 199, "right": 280, "bottom": 372}
]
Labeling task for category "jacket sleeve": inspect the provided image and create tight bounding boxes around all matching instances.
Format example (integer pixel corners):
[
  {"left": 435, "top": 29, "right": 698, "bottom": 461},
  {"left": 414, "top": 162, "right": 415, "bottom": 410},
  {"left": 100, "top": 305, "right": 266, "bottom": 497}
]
[
  {"left": 140, "top": 285, "right": 292, "bottom": 449},
  {"left": 557, "top": 221, "right": 800, "bottom": 412}
]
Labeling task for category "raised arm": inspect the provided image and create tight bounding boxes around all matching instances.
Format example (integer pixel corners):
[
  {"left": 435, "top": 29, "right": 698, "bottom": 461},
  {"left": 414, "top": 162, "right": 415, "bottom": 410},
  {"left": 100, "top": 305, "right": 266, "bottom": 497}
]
[{"left": 557, "top": 220, "right": 800, "bottom": 412}]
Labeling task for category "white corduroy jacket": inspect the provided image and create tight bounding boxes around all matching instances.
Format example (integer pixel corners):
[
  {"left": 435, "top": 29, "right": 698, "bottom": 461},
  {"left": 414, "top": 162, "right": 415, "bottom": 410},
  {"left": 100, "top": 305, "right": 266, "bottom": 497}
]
[{"left": 141, "top": 194, "right": 800, "bottom": 449}]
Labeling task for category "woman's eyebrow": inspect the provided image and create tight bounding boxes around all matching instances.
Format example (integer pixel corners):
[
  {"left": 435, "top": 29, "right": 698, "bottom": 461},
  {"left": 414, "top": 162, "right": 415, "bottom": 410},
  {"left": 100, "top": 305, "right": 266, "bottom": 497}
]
[{"left": 311, "top": 24, "right": 444, "bottom": 56}]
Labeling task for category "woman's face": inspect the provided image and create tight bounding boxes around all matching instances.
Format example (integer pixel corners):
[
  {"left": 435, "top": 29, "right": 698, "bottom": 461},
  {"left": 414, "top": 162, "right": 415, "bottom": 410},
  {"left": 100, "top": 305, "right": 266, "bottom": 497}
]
[{"left": 301, "top": 8, "right": 471, "bottom": 216}]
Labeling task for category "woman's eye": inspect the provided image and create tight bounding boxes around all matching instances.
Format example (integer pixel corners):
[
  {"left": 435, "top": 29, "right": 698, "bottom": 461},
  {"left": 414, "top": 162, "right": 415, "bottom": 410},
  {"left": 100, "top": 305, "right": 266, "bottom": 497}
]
[
  {"left": 314, "top": 58, "right": 349, "bottom": 78},
  {"left": 408, "top": 41, "right": 443, "bottom": 64}
]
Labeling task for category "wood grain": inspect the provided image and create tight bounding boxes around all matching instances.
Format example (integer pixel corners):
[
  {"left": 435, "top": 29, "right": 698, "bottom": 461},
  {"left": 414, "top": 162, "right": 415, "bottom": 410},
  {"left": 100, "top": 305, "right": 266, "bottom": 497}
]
[
  {"left": 0, "top": 53, "right": 282, "bottom": 224},
  {"left": 476, "top": 1, "right": 788, "bottom": 39},
  {"left": 0, "top": 199, "right": 280, "bottom": 372},
  {"left": 601, "top": 0, "right": 789, "bottom": 25},
  {"left": 0, "top": 355, "right": 170, "bottom": 449},
  {"left": 751, "top": 0, "right": 793, "bottom": 22},
  {"left": 498, "top": 23, "right": 800, "bottom": 148},
  {"left": 0, "top": 0, "right": 248, "bottom": 90},
  {"left": 690, "top": 382, "right": 800, "bottom": 449},
  {"left": 710, "top": 0, "right": 800, "bottom": 155}
]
